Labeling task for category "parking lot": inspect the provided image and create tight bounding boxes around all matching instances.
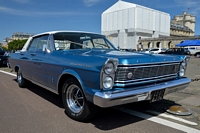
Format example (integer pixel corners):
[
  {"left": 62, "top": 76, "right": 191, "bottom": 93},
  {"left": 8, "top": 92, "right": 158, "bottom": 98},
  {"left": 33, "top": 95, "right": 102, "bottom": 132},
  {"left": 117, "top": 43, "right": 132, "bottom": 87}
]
[
  {"left": 0, "top": 56, "right": 200, "bottom": 132},
  {"left": 126, "top": 56, "right": 200, "bottom": 129},
  {"left": 165, "top": 56, "right": 200, "bottom": 127}
]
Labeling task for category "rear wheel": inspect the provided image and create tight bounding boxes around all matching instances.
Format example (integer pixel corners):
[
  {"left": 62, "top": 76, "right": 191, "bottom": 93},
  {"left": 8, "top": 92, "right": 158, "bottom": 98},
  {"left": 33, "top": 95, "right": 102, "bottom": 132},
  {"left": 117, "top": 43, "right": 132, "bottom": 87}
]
[
  {"left": 17, "top": 70, "right": 28, "bottom": 88},
  {"left": 196, "top": 53, "right": 200, "bottom": 58},
  {"left": 62, "top": 78, "right": 98, "bottom": 121}
]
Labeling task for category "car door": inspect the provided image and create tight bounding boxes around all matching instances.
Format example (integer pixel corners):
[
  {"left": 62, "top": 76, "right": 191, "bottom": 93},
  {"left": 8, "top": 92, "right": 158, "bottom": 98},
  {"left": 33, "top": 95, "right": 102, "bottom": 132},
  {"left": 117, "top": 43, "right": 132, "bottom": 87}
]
[
  {"left": 29, "top": 35, "right": 50, "bottom": 87},
  {"left": 18, "top": 51, "right": 32, "bottom": 79},
  {"left": 18, "top": 38, "right": 36, "bottom": 80}
]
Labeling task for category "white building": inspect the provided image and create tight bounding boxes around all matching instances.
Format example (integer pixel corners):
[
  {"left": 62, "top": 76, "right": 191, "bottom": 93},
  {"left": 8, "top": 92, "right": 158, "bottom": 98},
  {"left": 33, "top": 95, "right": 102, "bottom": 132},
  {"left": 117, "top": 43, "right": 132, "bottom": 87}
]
[{"left": 101, "top": 0, "right": 170, "bottom": 50}]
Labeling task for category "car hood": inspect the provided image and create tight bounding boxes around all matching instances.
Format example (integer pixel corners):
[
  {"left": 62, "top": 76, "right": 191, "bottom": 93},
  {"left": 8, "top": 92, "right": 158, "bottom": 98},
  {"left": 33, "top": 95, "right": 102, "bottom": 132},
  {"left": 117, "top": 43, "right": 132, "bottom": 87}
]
[{"left": 65, "top": 49, "right": 184, "bottom": 65}]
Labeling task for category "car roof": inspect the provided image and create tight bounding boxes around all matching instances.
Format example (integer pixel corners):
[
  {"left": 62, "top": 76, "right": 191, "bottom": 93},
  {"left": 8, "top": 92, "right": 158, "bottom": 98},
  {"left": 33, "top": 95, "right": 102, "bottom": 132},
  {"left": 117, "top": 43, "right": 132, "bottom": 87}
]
[
  {"left": 32, "top": 30, "right": 101, "bottom": 38},
  {"left": 21, "top": 31, "right": 105, "bottom": 52}
]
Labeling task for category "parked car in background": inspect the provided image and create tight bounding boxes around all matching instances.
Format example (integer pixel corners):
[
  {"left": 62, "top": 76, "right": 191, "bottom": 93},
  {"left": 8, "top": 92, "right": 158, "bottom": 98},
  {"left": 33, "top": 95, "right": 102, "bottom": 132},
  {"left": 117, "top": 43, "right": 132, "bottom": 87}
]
[
  {"left": 8, "top": 31, "right": 191, "bottom": 121},
  {"left": 0, "top": 47, "right": 9, "bottom": 67},
  {"left": 159, "top": 48, "right": 190, "bottom": 55},
  {"left": 194, "top": 52, "right": 200, "bottom": 57},
  {"left": 120, "top": 48, "right": 137, "bottom": 52},
  {"left": 184, "top": 46, "right": 200, "bottom": 56},
  {"left": 138, "top": 48, "right": 150, "bottom": 53},
  {"left": 148, "top": 48, "right": 167, "bottom": 54}
]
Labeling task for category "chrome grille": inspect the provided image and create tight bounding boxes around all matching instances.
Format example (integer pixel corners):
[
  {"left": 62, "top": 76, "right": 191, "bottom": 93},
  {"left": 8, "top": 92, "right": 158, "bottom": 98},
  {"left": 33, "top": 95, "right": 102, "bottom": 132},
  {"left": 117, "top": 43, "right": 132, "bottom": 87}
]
[{"left": 115, "top": 63, "right": 180, "bottom": 83}]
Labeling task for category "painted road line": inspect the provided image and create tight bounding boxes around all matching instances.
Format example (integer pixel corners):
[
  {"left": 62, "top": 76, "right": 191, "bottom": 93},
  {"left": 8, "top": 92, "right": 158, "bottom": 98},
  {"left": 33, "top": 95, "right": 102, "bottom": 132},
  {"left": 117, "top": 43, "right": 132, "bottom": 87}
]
[
  {"left": 147, "top": 110, "right": 198, "bottom": 126},
  {"left": 0, "top": 70, "right": 16, "bottom": 77},
  {"left": 115, "top": 107, "right": 200, "bottom": 133}
]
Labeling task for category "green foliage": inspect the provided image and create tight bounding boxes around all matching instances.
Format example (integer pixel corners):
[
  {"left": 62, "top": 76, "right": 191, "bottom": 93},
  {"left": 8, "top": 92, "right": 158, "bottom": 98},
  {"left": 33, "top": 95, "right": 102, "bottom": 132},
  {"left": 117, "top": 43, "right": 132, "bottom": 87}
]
[
  {"left": 1, "top": 46, "right": 8, "bottom": 50},
  {"left": 8, "top": 39, "right": 27, "bottom": 50}
]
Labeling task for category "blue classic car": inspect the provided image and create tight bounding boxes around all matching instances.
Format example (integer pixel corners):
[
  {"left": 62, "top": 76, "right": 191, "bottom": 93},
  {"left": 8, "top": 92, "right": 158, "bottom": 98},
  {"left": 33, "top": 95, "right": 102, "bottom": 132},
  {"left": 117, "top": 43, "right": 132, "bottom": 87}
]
[{"left": 8, "top": 31, "right": 191, "bottom": 121}]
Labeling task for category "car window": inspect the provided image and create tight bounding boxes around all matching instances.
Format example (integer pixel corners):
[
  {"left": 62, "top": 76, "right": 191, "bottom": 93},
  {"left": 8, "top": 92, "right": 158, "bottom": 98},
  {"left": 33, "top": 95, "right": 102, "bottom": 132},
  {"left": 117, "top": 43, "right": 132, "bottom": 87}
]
[
  {"left": 28, "top": 35, "right": 49, "bottom": 52},
  {"left": 93, "top": 38, "right": 110, "bottom": 49},
  {"left": 37, "top": 35, "right": 49, "bottom": 52},
  {"left": 0, "top": 47, "right": 3, "bottom": 51},
  {"left": 28, "top": 38, "right": 39, "bottom": 52},
  {"left": 150, "top": 49, "right": 159, "bottom": 51},
  {"left": 189, "top": 47, "right": 195, "bottom": 50},
  {"left": 82, "top": 40, "right": 93, "bottom": 48},
  {"left": 53, "top": 33, "right": 115, "bottom": 50}
]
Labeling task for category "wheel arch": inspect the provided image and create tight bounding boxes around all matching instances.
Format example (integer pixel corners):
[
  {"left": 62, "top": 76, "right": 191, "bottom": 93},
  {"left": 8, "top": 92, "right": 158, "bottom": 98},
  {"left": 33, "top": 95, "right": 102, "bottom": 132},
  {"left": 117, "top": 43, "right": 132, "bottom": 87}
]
[
  {"left": 57, "top": 69, "right": 85, "bottom": 97},
  {"left": 195, "top": 52, "right": 200, "bottom": 57},
  {"left": 14, "top": 65, "right": 20, "bottom": 73}
]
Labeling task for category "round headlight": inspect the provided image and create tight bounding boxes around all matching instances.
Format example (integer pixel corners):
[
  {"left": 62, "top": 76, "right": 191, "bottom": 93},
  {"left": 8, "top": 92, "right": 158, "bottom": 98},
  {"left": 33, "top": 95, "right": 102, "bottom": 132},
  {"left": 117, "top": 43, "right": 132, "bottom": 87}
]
[
  {"left": 103, "top": 76, "right": 113, "bottom": 89},
  {"left": 182, "top": 62, "right": 186, "bottom": 66},
  {"left": 179, "top": 68, "right": 185, "bottom": 77},
  {"left": 181, "top": 62, "right": 186, "bottom": 68},
  {"left": 104, "top": 62, "right": 114, "bottom": 74}
]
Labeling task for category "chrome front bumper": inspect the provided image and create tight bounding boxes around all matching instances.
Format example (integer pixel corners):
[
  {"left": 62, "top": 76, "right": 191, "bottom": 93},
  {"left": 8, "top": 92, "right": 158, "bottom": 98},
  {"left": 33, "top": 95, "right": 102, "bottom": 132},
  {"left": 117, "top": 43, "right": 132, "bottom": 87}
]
[{"left": 93, "top": 78, "right": 191, "bottom": 108}]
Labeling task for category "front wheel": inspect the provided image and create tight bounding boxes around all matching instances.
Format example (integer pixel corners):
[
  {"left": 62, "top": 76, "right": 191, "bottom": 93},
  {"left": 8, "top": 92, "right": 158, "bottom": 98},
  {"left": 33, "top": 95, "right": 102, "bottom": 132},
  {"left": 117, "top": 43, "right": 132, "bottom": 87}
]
[
  {"left": 62, "top": 78, "right": 98, "bottom": 121},
  {"left": 196, "top": 53, "right": 200, "bottom": 58},
  {"left": 17, "top": 70, "right": 28, "bottom": 88}
]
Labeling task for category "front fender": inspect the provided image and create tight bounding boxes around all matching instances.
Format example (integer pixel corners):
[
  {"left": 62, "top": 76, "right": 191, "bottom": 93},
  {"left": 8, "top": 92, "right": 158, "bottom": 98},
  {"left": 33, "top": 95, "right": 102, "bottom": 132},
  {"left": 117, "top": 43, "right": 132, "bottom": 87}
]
[
  {"left": 58, "top": 69, "right": 101, "bottom": 103},
  {"left": 59, "top": 69, "right": 85, "bottom": 89}
]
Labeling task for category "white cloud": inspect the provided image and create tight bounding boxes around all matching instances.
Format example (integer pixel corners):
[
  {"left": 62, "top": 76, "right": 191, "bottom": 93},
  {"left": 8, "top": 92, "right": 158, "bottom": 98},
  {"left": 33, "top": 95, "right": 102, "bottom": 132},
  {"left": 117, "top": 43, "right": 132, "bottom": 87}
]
[
  {"left": 83, "top": 0, "right": 100, "bottom": 7},
  {"left": 0, "top": 6, "right": 21, "bottom": 15},
  {"left": 0, "top": 6, "right": 95, "bottom": 16}
]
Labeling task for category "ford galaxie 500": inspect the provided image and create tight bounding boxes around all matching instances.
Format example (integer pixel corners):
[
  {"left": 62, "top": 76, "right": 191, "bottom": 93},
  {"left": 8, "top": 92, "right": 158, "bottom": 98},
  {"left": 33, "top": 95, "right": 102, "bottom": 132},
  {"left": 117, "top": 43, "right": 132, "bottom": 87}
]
[{"left": 8, "top": 31, "right": 191, "bottom": 121}]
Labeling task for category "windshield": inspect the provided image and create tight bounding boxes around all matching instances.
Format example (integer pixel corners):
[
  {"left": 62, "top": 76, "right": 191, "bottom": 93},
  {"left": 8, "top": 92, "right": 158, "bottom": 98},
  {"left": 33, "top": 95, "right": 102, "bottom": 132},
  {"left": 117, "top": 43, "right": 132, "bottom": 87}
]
[{"left": 53, "top": 32, "right": 117, "bottom": 50}]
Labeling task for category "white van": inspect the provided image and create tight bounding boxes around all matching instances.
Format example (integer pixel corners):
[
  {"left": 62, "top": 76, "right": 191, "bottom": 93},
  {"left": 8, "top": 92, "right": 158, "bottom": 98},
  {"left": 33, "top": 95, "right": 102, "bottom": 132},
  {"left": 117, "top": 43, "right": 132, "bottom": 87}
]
[{"left": 184, "top": 46, "right": 200, "bottom": 56}]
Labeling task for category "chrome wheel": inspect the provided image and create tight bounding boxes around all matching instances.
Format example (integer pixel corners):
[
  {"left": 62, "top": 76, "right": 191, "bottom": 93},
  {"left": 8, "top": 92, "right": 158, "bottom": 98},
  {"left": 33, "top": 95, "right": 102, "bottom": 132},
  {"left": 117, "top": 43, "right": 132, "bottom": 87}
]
[
  {"left": 17, "top": 73, "right": 22, "bottom": 84},
  {"left": 17, "top": 70, "right": 28, "bottom": 88},
  {"left": 66, "top": 84, "right": 84, "bottom": 113},
  {"left": 62, "top": 78, "right": 98, "bottom": 121},
  {"left": 196, "top": 54, "right": 200, "bottom": 58}
]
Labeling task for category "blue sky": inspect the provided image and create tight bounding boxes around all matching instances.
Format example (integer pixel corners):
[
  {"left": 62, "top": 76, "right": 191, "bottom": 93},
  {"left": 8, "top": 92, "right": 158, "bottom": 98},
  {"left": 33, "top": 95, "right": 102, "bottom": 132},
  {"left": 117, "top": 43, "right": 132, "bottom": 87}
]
[{"left": 1, "top": 0, "right": 200, "bottom": 41}]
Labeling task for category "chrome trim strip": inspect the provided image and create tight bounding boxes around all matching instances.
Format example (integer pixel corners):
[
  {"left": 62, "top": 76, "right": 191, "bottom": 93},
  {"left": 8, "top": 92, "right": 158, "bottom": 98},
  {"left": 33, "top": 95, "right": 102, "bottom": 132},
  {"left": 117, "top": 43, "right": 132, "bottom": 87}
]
[
  {"left": 117, "top": 61, "right": 182, "bottom": 67},
  {"left": 114, "top": 76, "right": 177, "bottom": 87},
  {"left": 117, "top": 63, "right": 180, "bottom": 69},
  {"left": 115, "top": 74, "right": 177, "bottom": 83},
  {"left": 93, "top": 77, "right": 190, "bottom": 108}
]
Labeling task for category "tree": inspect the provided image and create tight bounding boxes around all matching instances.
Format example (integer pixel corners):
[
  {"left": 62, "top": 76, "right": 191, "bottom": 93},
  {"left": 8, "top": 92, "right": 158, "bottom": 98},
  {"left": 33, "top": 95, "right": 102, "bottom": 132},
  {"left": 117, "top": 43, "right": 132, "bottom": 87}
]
[
  {"left": 8, "top": 39, "right": 27, "bottom": 51},
  {"left": 1, "top": 46, "right": 8, "bottom": 50}
]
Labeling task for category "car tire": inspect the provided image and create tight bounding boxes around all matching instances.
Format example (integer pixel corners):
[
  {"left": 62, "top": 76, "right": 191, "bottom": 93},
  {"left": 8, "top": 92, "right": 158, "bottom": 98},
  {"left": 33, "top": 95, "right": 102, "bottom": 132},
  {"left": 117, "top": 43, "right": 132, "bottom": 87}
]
[
  {"left": 196, "top": 53, "right": 200, "bottom": 58},
  {"left": 17, "top": 70, "right": 28, "bottom": 88},
  {"left": 62, "top": 78, "right": 98, "bottom": 121}
]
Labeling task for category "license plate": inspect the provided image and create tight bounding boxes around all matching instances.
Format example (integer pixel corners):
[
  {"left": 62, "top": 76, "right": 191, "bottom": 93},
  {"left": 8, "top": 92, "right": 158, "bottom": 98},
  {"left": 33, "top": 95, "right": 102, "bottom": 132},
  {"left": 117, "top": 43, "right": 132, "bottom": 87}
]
[{"left": 150, "top": 89, "right": 165, "bottom": 102}]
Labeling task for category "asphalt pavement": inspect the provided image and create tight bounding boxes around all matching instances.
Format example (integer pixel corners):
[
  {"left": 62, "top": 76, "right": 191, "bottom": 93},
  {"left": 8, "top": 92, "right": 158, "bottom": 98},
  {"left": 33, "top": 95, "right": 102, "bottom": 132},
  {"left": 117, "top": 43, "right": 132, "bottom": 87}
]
[
  {"left": 0, "top": 56, "right": 200, "bottom": 132},
  {"left": 146, "top": 56, "right": 200, "bottom": 129}
]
